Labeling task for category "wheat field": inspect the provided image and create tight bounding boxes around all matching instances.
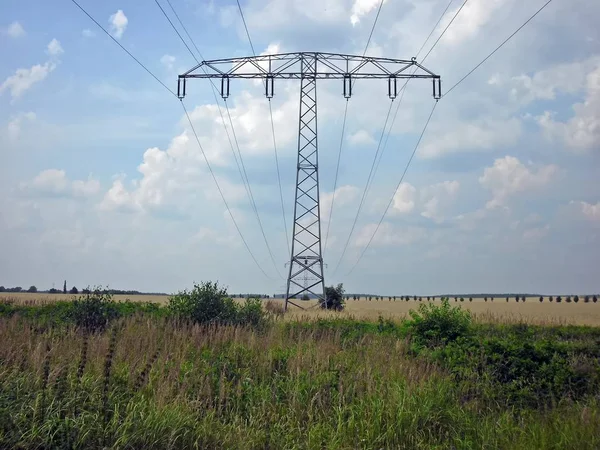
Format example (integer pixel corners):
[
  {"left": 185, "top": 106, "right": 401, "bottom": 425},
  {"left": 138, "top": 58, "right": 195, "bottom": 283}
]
[{"left": 3, "top": 292, "right": 599, "bottom": 326}]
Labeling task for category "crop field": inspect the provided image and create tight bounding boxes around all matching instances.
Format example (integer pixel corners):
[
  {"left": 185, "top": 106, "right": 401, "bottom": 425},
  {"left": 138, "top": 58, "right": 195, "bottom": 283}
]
[{"left": 3, "top": 292, "right": 600, "bottom": 326}]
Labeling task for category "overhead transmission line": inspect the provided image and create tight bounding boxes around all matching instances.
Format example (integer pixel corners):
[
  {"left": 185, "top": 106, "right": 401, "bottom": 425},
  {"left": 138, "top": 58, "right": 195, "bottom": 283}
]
[
  {"left": 331, "top": 0, "right": 463, "bottom": 276},
  {"left": 236, "top": 0, "right": 291, "bottom": 257},
  {"left": 69, "top": 0, "right": 273, "bottom": 280},
  {"left": 154, "top": 0, "right": 284, "bottom": 279},
  {"left": 344, "top": 0, "right": 556, "bottom": 275},
  {"left": 323, "top": 0, "right": 385, "bottom": 257}
]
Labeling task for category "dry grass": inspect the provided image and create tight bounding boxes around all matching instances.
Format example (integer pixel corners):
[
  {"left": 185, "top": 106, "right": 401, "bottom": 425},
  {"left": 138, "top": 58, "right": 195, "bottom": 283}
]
[{"left": 3, "top": 292, "right": 600, "bottom": 326}]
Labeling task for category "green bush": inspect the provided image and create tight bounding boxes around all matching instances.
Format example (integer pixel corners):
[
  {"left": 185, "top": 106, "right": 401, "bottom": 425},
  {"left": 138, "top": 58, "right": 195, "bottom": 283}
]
[
  {"left": 406, "top": 297, "right": 473, "bottom": 348},
  {"left": 168, "top": 281, "right": 269, "bottom": 327},
  {"left": 71, "top": 288, "right": 120, "bottom": 333},
  {"left": 320, "top": 284, "right": 345, "bottom": 311}
]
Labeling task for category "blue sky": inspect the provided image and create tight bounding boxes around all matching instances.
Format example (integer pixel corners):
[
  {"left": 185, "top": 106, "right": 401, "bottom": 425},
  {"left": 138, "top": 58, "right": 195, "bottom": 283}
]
[{"left": 1, "top": 0, "right": 599, "bottom": 295}]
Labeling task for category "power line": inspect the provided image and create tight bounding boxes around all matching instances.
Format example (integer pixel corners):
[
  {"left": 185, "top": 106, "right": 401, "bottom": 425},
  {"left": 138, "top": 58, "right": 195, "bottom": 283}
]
[
  {"left": 324, "top": 0, "right": 385, "bottom": 258},
  {"left": 236, "top": 0, "right": 256, "bottom": 56},
  {"left": 70, "top": 0, "right": 176, "bottom": 97},
  {"left": 444, "top": 0, "right": 554, "bottom": 98},
  {"left": 344, "top": 0, "right": 555, "bottom": 274},
  {"left": 155, "top": 0, "right": 283, "bottom": 278},
  {"left": 345, "top": 101, "right": 438, "bottom": 276},
  {"left": 331, "top": 0, "right": 461, "bottom": 274},
  {"left": 235, "top": 0, "right": 291, "bottom": 256},
  {"left": 331, "top": 100, "right": 394, "bottom": 275},
  {"left": 71, "top": 0, "right": 273, "bottom": 280},
  {"left": 181, "top": 101, "right": 273, "bottom": 280}
]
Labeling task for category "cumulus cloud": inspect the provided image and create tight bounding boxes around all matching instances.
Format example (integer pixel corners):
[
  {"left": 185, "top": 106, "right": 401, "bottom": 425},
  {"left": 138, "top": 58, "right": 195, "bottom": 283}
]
[
  {"left": 109, "top": 10, "right": 128, "bottom": 39},
  {"left": 46, "top": 39, "right": 64, "bottom": 56},
  {"left": 7, "top": 112, "right": 36, "bottom": 140},
  {"left": 20, "top": 169, "right": 100, "bottom": 199},
  {"left": 82, "top": 29, "right": 95, "bottom": 38},
  {"left": 3, "top": 21, "right": 25, "bottom": 38},
  {"left": 321, "top": 185, "right": 359, "bottom": 220},
  {"left": 0, "top": 38, "right": 63, "bottom": 100},
  {"left": 536, "top": 64, "right": 600, "bottom": 152},
  {"left": 348, "top": 129, "right": 376, "bottom": 146},
  {"left": 350, "top": 0, "right": 386, "bottom": 26},
  {"left": 479, "top": 156, "right": 558, "bottom": 209},
  {"left": 391, "top": 182, "right": 416, "bottom": 214},
  {"left": 574, "top": 201, "right": 600, "bottom": 222},
  {"left": 437, "top": 0, "right": 506, "bottom": 46}
]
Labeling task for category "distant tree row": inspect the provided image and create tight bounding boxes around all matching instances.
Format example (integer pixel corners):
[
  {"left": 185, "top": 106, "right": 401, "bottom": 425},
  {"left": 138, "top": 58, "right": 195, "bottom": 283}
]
[{"left": 340, "top": 294, "right": 599, "bottom": 304}]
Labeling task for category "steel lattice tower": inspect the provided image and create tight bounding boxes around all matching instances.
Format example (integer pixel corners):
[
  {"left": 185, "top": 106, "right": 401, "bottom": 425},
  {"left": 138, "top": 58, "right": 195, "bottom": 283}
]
[{"left": 177, "top": 52, "right": 441, "bottom": 310}]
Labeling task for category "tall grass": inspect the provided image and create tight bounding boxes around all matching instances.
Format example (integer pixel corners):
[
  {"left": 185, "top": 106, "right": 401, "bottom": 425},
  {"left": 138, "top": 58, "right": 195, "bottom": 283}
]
[{"left": 1, "top": 314, "right": 599, "bottom": 449}]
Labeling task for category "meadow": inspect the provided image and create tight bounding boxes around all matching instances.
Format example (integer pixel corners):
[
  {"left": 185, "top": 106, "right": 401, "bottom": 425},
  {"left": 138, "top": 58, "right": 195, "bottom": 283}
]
[{"left": 1, "top": 287, "right": 599, "bottom": 448}]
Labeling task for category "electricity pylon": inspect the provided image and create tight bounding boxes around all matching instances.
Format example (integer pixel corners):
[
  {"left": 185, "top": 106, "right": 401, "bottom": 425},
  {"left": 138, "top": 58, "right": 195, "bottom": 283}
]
[{"left": 178, "top": 52, "right": 441, "bottom": 311}]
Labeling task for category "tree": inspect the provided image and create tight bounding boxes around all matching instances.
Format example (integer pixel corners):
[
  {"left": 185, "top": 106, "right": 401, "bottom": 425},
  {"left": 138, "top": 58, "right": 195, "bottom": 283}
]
[
  {"left": 506, "top": 297, "right": 509, "bottom": 302},
  {"left": 584, "top": 295, "right": 590, "bottom": 303},
  {"left": 469, "top": 297, "right": 473, "bottom": 302},
  {"left": 49, "top": 288, "right": 60, "bottom": 294},
  {"left": 539, "top": 296, "right": 544, "bottom": 302},
  {"left": 301, "top": 294, "right": 310, "bottom": 301},
  {"left": 27, "top": 285, "right": 37, "bottom": 293},
  {"left": 321, "top": 284, "right": 345, "bottom": 311},
  {"left": 0, "top": 286, "right": 5, "bottom": 292},
  {"left": 522, "top": 296, "right": 526, "bottom": 302},
  {"left": 593, "top": 295, "right": 598, "bottom": 303},
  {"left": 70, "top": 286, "right": 79, "bottom": 294},
  {"left": 515, "top": 296, "right": 519, "bottom": 303},
  {"left": 549, "top": 296, "right": 553, "bottom": 302},
  {"left": 63, "top": 280, "right": 67, "bottom": 294},
  {"left": 566, "top": 296, "right": 572, "bottom": 303},
  {"left": 556, "top": 296, "right": 562, "bottom": 303},
  {"left": 574, "top": 295, "right": 579, "bottom": 303},
  {"left": 484, "top": 297, "right": 488, "bottom": 302}
]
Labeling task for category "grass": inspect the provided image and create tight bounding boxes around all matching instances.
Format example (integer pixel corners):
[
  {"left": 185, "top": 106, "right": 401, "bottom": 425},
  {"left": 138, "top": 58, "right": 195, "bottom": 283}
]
[{"left": 1, "top": 297, "right": 600, "bottom": 449}]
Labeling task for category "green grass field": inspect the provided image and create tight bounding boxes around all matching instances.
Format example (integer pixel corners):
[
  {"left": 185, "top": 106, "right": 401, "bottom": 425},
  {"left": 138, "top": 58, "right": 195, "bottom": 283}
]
[{"left": 1, "top": 292, "right": 599, "bottom": 448}]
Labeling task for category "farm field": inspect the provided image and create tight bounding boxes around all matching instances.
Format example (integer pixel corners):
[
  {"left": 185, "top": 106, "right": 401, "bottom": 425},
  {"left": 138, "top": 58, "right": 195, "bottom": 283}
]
[{"left": 3, "top": 292, "right": 600, "bottom": 326}]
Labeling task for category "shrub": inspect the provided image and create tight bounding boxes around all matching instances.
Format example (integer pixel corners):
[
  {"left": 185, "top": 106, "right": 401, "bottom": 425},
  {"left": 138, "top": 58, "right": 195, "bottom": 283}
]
[
  {"left": 301, "top": 294, "right": 310, "bottom": 301},
  {"left": 549, "top": 296, "right": 553, "bottom": 302},
  {"left": 539, "top": 296, "right": 543, "bottom": 302},
  {"left": 594, "top": 295, "right": 598, "bottom": 303},
  {"left": 469, "top": 297, "right": 473, "bottom": 302},
  {"left": 321, "top": 284, "right": 345, "bottom": 311},
  {"left": 556, "top": 296, "right": 562, "bottom": 303},
  {"left": 407, "top": 297, "right": 473, "bottom": 348},
  {"left": 71, "top": 288, "right": 120, "bottom": 333},
  {"left": 27, "top": 285, "right": 37, "bottom": 293},
  {"left": 459, "top": 297, "right": 464, "bottom": 302},
  {"left": 521, "top": 296, "right": 526, "bottom": 302},
  {"left": 484, "top": 297, "right": 488, "bottom": 302},
  {"left": 584, "top": 295, "right": 590, "bottom": 303},
  {"left": 169, "top": 282, "right": 241, "bottom": 325},
  {"left": 566, "top": 296, "right": 572, "bottom": 303},
  {"left": 574, "top": 295, "right": 579, "bottom": 303}
]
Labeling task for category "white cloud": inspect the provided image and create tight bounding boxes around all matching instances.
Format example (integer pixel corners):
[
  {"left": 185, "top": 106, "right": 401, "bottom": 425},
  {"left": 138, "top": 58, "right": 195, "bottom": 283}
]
[
  {"left": 348, "top": 129, "right": 376, "bottom": 146},
  {"left": 321, "top": 185, "right": 359, "bottom": 220},
  {"left": 437, "top": 0, "right": 506, "bottom": 46},
  {"left": 109, "top": 10, "right": 128, "bottom": 39},
  {"left": 4, "top": 21, "right": 25, "bottom": 38},
  {"left": 20, "top": 170, "right": 100, "bottom": 199},
  {"left": 575, "top": 201, "right": 600, "bottom": 222},
  {"left": 536, "top": 64, "right": 600, "bottom": 152},
  {"left": 46, "top": 39, "right": 64, "bottom": 56},
  {"left": 82, "top": 29, "right": 95, "bottom": 38},
  {"left": 479, "top": 156, "right": 558, "bottom": 209},
  {"left": 7, "top": 112, "right": 36, "bottom": 140},
  {"left": 421, "top": 118, "right": 522, "bottom": 159},
  {"left": 421, "top": 180, "right": 460, "bottom": 222},
  {"left": 160, "top": 54, "right": 176, "bottom": 70},
  {"left": 0, "top": 62, "right": 56, "bottom": 99},
  {"left": 391, "top": 182, "right": 416, "bottom": 214},
  {"left": 72, "top": 176, "right": 101, "bottom": 198},
  {"left": 350, "top": 0, "right": 385, "bottom": 26}
]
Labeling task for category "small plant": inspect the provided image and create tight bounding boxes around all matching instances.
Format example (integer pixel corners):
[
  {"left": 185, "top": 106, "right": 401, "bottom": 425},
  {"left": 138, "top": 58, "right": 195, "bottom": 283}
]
[
  {"left": 407, "top": 297, "right": 473, "bottom": 348},
  {"left": 321, "top": 284, "right": 345, "bottom": 311}
]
